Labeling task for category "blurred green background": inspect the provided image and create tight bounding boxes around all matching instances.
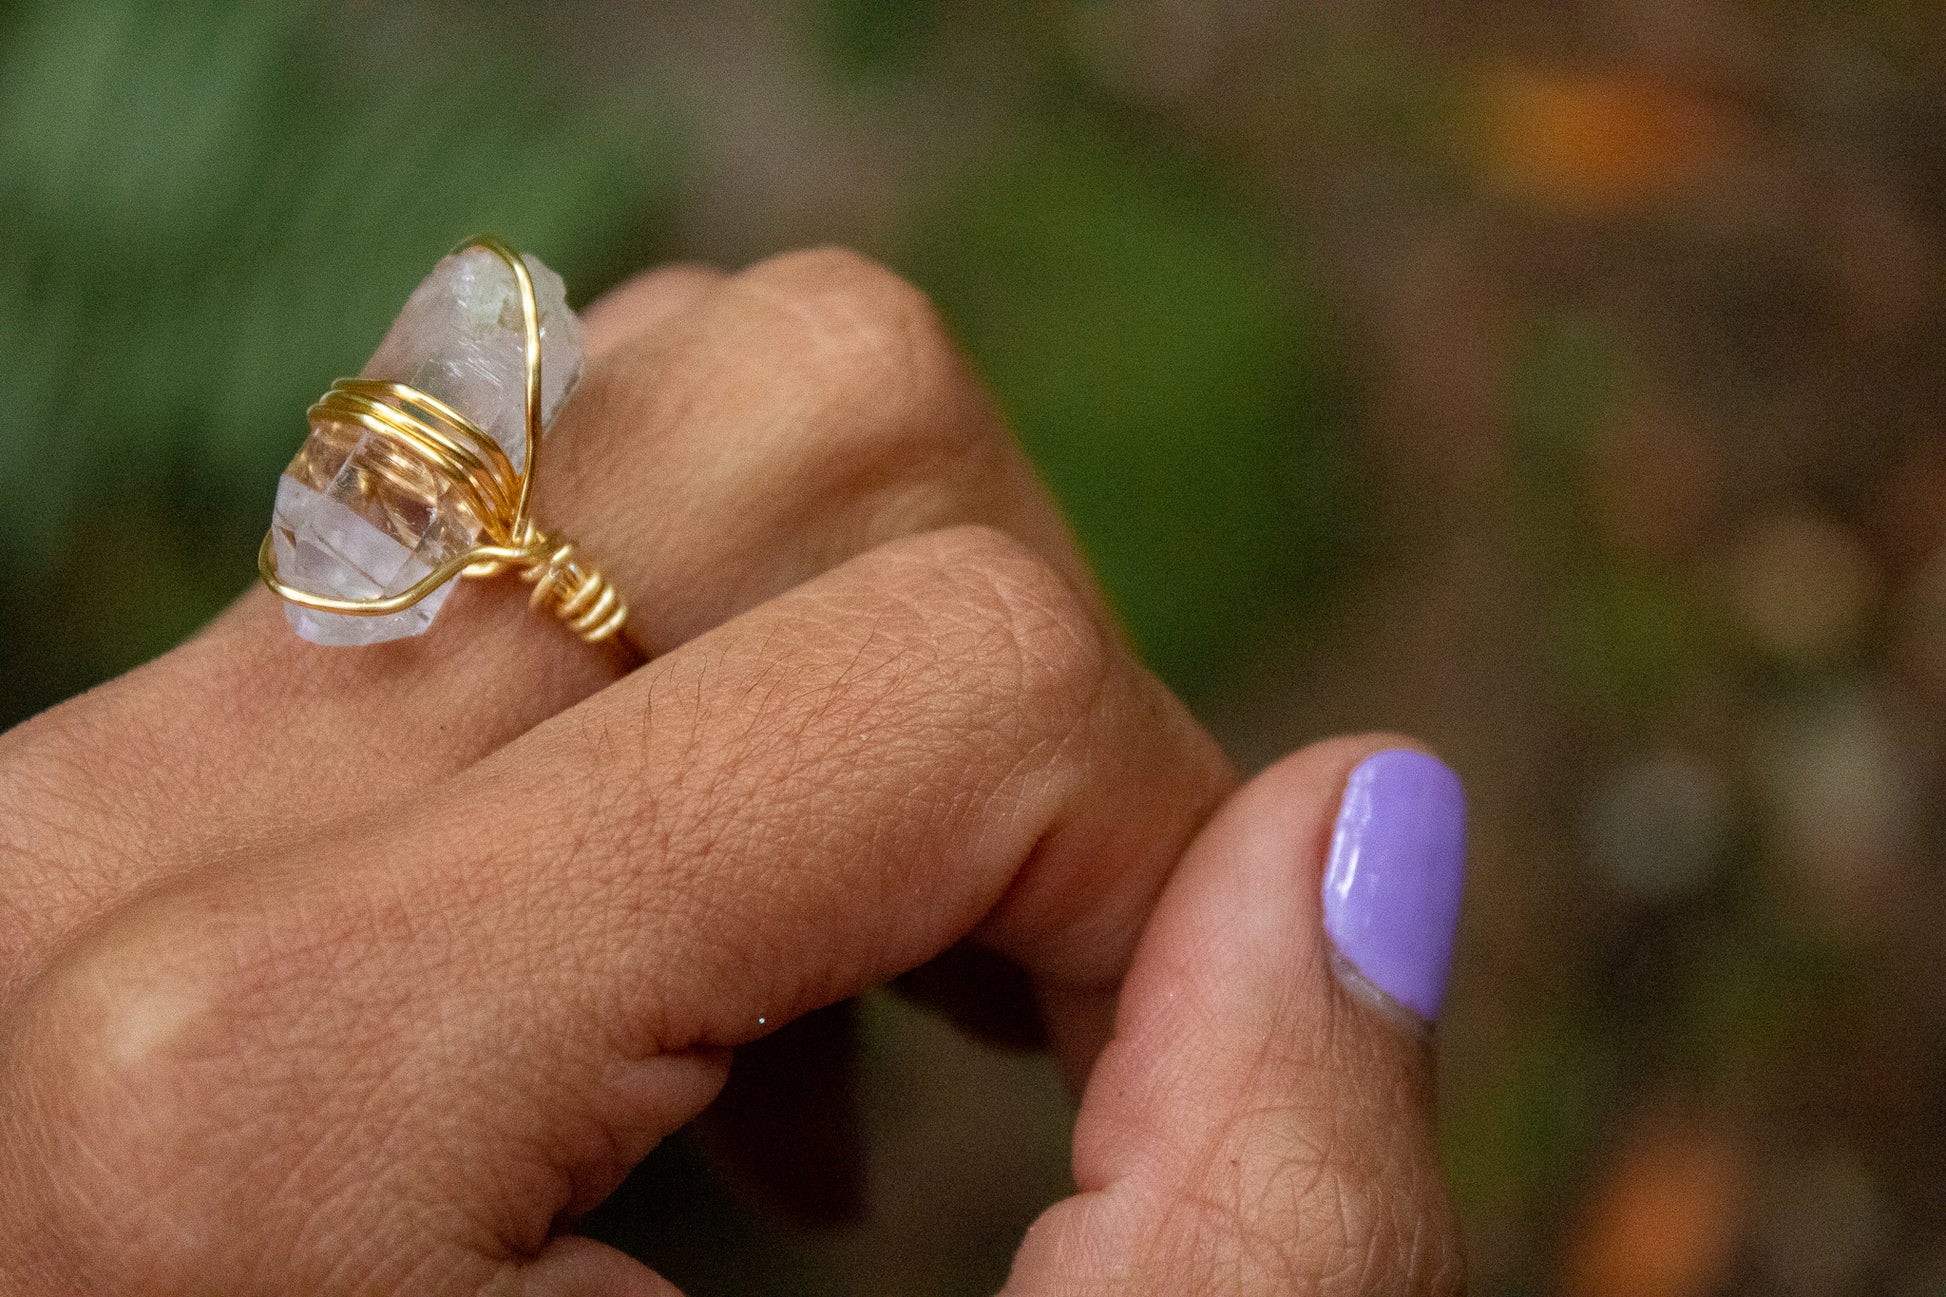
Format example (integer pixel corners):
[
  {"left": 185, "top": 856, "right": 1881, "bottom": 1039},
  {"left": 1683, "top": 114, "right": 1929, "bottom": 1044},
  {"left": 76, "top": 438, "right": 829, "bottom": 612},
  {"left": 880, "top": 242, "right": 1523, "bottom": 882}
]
[{"left": 5, "top": 1, "right": 1945, "bottom": 1293}]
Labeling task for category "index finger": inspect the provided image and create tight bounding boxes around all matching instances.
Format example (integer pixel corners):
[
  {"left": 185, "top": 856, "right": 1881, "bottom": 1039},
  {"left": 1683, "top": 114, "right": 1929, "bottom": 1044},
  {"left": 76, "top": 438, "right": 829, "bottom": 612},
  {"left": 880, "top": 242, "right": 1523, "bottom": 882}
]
[{"left": 2, "top": 525, "right": 1230, "bottom": 1293}]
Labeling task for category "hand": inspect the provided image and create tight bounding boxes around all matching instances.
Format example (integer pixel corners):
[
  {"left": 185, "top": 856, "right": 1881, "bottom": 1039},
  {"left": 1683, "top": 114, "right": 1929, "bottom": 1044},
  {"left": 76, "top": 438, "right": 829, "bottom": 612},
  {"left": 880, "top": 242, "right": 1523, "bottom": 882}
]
[{"left": 0, "top": 249, "right": 1463, "bottom": 1295}]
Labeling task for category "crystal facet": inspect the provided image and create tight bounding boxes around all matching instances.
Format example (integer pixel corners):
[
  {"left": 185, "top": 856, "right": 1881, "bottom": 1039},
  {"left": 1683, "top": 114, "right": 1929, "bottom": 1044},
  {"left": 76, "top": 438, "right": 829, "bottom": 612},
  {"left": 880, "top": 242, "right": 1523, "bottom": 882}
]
[{"left": 269, "top": 247, "right": 583, "bottom": 646}]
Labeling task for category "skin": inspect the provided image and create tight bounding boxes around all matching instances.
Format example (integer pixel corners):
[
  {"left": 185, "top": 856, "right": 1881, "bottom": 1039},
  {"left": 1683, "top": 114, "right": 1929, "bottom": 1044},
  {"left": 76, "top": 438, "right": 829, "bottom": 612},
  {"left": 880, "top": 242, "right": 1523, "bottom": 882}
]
[{"left": 0, "top": 249, "right": 1463, "bottom": 1295}]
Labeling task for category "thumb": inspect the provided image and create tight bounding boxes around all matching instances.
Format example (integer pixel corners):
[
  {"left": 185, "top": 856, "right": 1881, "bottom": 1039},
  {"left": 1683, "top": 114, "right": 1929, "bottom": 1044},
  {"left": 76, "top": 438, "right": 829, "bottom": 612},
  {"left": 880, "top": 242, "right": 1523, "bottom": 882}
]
[{"left": 1007, "top": 739, "right": 1468, "bottom": 1296}]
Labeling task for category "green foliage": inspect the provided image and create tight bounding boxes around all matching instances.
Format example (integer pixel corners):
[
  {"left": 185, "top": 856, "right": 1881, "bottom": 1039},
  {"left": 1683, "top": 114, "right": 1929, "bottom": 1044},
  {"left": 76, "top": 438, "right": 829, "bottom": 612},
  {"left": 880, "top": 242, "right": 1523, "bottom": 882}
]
[{"left": 908, "top": 125, "right": 1344, "bottom": 692}]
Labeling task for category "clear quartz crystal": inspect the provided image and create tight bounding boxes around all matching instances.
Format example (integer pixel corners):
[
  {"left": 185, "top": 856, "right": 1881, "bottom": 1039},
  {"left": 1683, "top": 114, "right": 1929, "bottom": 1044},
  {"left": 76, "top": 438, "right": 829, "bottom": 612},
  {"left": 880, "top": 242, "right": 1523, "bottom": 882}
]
[{"left": 269, "top": 247, "right": 583, "bottom": 645}]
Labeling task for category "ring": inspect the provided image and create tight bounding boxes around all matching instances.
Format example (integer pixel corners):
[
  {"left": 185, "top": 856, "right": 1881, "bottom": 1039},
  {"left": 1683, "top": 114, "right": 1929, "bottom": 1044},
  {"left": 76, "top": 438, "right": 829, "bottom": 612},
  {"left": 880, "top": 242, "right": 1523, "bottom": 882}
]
[{"left": 259, "top": 236, "right": 626, "bottom": 647}]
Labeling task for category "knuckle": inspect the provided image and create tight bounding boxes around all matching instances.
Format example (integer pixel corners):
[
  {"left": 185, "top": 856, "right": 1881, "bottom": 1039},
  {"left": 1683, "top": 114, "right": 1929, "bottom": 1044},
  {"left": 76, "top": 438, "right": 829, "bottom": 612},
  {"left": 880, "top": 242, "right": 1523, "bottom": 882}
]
[
  {"left": 744, "top": 245, "right": 940, "bottom": 335},
  {"left": 583, "top": 261, "right": 721, "bottom": 340},
  {"left": 733, "top": 246, "right": 987, "bottom": 461},
  {"left": 891, "top": 525, "right": 1115, "bottom": 732}
]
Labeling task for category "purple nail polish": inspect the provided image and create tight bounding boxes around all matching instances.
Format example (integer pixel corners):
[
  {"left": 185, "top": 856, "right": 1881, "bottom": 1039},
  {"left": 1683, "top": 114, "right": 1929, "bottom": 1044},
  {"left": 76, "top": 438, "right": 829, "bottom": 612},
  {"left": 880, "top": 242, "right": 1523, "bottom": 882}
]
[{"left": 1322, "top": 749, "right": 1467, "bottom": 1022}]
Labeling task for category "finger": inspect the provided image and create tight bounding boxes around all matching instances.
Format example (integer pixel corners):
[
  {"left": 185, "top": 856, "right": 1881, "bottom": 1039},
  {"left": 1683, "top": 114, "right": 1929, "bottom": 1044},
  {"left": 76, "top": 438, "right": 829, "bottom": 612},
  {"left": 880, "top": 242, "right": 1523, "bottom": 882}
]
[
  {"left": 0, "top": 262, "right": 720, "bottom": 985},
  {"left": 0, "top": 526, "right": 1229, "bottom": 1293},
  {"left": 0, "top": 249, "right": 1099, "bottom": 987},
  {"left": 1006, "top": 741, "right": 1468, "bottom": 1296}
]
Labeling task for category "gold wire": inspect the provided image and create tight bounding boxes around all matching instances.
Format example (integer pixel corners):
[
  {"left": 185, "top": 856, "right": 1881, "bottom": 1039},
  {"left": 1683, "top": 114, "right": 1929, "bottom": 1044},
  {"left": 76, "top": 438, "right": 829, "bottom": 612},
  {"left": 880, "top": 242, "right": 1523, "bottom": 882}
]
[{"left": 258, "top": 235, "right": 627, "bottom": 644}]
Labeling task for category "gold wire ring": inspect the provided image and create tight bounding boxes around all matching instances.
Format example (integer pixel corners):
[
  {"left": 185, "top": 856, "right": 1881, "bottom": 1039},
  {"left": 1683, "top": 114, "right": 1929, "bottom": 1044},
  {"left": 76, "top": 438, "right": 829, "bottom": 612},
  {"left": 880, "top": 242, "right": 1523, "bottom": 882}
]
[{"left": 258, "top": 236, "right": 627, "bottom": 644}]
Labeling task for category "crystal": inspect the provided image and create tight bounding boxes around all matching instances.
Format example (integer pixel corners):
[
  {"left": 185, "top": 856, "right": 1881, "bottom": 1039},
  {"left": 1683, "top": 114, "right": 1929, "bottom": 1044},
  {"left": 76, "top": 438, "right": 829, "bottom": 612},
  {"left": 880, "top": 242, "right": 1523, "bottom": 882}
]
[{"left": 269, "top": 247, "right": 583, "bottom": 646}]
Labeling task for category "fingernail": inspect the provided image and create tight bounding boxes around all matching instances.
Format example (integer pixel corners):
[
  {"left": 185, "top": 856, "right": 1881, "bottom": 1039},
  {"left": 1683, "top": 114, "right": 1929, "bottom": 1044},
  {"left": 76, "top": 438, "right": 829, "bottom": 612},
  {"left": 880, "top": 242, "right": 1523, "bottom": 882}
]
[{"left": 1321, "top": 749, "right": 1467, "bottom": 1022}]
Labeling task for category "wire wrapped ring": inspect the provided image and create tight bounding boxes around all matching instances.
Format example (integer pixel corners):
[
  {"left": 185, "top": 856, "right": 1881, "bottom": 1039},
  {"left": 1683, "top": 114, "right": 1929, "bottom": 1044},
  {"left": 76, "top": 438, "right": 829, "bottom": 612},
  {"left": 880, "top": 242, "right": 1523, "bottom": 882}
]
[{"left": 257, "top": 236, "right": 626, "bottom": 645}]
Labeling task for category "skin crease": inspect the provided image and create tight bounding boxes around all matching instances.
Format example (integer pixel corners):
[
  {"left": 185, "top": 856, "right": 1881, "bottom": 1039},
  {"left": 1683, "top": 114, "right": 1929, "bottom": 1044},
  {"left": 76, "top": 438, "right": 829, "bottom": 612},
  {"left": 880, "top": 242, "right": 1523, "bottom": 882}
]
[{"left": 0, "top": 249, "right": 1462, "bottom": 1295}]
